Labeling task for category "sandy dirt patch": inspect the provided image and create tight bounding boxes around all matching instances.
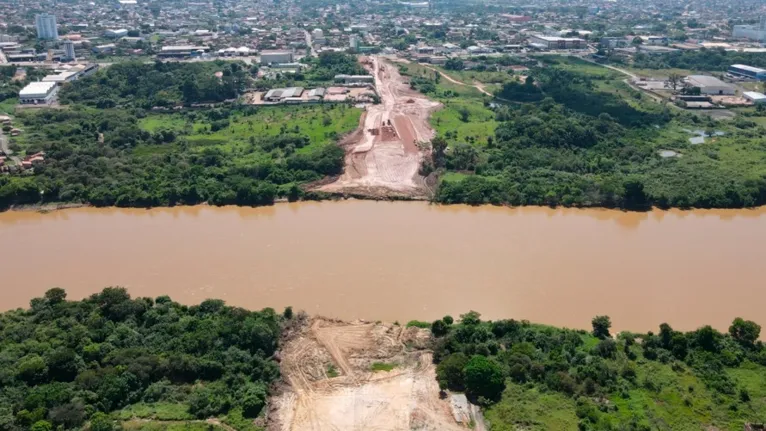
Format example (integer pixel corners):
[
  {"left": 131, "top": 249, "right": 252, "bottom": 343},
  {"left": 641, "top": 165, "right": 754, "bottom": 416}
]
[
  {"left": 268, "top": 316, "right": 473, "bottom": 431},
  {"left": 318, "top": 56, "right": 441, "bottom": 198}
]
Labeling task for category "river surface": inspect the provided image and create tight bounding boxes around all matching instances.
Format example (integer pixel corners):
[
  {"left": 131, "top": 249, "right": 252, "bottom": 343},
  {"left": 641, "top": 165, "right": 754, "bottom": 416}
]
[{"left": 0, "top": 201, "right": 764, "bottom": 333}]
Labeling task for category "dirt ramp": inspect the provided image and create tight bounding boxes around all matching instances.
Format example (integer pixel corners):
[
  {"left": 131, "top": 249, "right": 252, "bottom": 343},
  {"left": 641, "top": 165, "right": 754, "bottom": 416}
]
[
  {"left": 268, "top": 318, "right": 470, "bottom": 431},
  {"left": 319, "top": 56, "right": 441, "bottom": 199}
]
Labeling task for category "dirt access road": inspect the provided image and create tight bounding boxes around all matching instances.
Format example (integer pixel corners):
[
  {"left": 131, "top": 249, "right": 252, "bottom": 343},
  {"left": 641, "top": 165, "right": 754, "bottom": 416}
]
[
  {"left": 268, "top": 316, "right": 482, "bottom": 431},
  {"left": 421, "top": 64, "right": 493, "bottom": 97},
  {"left": 319, "top": 56, "right": 441, "bottom": 198}
]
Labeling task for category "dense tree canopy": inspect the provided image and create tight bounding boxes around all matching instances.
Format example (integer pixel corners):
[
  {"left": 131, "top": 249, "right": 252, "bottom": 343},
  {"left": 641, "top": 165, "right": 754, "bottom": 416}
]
[
  {"left": 0, "top": 288, "right": 285, "bottom": 429},
  {"left": 59, "top": 61, "right": 250, "bottom": 108},
  {"left": 0, "top": 105, "right": 351, "bottom": 209},
  {"left": 435, "top": 57, "right": 766, "bottom": 209}
]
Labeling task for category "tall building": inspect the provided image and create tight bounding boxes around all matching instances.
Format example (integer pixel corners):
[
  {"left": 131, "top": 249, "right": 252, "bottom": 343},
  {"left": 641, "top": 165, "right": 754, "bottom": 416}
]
[
  {"left": 63, "top": 39, "right": 76, "bottom": 61},
  {"left": 35, "top": 14, "right": 59, "bottom": 40},
  {"left": 733, "top": 16, "right": 766, "bottom": 42}
]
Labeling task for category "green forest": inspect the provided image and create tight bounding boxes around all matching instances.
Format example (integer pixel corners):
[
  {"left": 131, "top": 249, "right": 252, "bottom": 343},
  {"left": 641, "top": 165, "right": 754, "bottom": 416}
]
[
  {"left": 59, "top": 61, "right": 251, "bottom": 108},
  {"left": 0, "top": 288, "right": 285, "bottom": 431},
  {"left": 0, "top": 102, "right": 360, "bottom": 209},
  {"left": 431, "top": 312, "right": 766, "bottom": 430},
  {"left": 433, "top": 57, "right": 766, "bottom": 209}
]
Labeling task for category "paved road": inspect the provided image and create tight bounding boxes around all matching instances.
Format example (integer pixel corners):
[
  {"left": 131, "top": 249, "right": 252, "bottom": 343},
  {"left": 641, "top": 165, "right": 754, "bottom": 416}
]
[{"left": 304, "top": 30, "right": 317, "bottom": 57}]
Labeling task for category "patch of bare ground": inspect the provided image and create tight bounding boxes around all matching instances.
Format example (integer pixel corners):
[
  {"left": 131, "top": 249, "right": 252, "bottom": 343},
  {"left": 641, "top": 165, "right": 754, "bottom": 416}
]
[
  {"left": 318, "top": 55, "right": 441, "bottom": 200},
  {"left": 267, "top": 315, "right": 473, "bottom": 431}
]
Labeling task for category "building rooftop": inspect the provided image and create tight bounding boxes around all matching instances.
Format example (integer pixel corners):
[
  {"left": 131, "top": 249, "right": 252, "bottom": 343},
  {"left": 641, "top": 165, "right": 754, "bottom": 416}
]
[
  {"left": 744, "top": 91, "right": 766, "bottom": 100},
  {"left": 531, "top": 35, "right": 585, "bottom": 42},
  {"left": 731, "top": 64, "right": 766, "bottom": 73},
  {"left": 687, "top": 75, "right": 733, "bottom": 87},
  {"left": 161, "top": 45, "right": 209, "bottom": 51},
  {"left": 19, "top": 81, "right": 57, "bottom": 97}
]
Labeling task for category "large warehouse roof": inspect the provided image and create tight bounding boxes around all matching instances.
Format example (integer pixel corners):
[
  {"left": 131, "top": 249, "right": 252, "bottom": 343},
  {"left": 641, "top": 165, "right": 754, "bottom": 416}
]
[
  {"left": 19, "top": 81, "right": 57, "bottom": 97},
  {"left": 731, "top": 64, "right": 766, "bottom": 73},
  {"left": 686, "top": 75, "right": 733, "bottom": 88}
]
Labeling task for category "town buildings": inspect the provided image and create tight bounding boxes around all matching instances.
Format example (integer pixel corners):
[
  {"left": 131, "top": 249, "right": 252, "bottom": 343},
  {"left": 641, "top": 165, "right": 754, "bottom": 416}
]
[
  {"left": 62, "top": 40, "right": 76, "bottom": 61},
  {"left": 728, "top": 64, "right": 766, "bottom": 81},
  {"left": 260, "top": 50, "right": 294, "bottom": 65},
  {"left": 35, "top": 14, "right": 58, "bottom": 40},
  {"left": 733, "top": 17, "right": 766, "bottom": 42}
]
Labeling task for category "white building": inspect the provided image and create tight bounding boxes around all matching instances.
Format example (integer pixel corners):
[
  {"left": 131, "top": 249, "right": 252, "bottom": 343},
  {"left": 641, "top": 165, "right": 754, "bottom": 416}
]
[
  {"left": 158, "top": 45, "right": 210, "bottom": 57},
  {"left": 312, "top": 28, "right": 324, "bottom": 39},
  {"left": 63, "top": 39, "right": 76, "bottom": 61},
  {"left": 104, "top": 29, "right": 129, "bottom": 38},
  {"left": 743, "top": 91, "right": 766, "bottom": 104},
  {"left": 259, "top": 50, "right": 294, "bottom": 65},
  {"left": 42, "top": 71, "right": 79, "bottom": 84},
  {"left": 733, "top": 17, "right": 766, "bottom": 42},
  {"left": 528, "top": 35, "right": 586, "bottom": 49},
  {"left": 263, "top": 87, "right": 304, "bottom": 102},
  {"left": 35, "top": 14, "right": 58, "bottom": 40},
  {"left": 349, "top": 35, "right": 359, "bottom": 50},
  {"left": 685, "top": 75, "right": 736, "bottom": 95},
  {"left": 334, "top": 74, "right": 374, "bottom": 84},
  {"left": 19, "top": 81, "right": 58, "bottom": 105}
]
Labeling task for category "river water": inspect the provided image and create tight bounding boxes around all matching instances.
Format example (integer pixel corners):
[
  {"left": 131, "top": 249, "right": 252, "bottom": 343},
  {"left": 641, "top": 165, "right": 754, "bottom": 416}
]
[{"left": 0, "top": 201, "right": 763, "bottom": 333}]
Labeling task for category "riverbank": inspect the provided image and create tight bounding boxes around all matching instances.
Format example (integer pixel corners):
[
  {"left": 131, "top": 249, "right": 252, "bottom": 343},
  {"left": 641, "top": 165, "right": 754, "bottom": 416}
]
[
  {"left": 2, "top": 200, "right": 765, "bottom": 334},
  {"left": 2, "top": 288, "right": 765, "bottom": 431}
]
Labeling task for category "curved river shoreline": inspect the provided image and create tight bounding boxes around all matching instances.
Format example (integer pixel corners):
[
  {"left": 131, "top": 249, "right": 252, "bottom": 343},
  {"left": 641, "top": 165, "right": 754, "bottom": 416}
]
[{"left": 1, "top": 200, "right": 764, "bottom": 333}]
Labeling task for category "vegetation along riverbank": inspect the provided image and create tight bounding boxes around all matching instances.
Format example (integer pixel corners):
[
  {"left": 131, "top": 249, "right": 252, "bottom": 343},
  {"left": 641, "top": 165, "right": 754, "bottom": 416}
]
[
  {"left": 1, "top": 288, "right": 765, "bottom": 430},
  {"left": 6, "top": 55, "right": 766, "bottom": 210}
]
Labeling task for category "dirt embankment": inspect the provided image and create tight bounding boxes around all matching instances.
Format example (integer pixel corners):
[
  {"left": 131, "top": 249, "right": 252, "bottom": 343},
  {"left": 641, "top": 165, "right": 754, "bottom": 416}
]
[
  {"left": 267, "top": 315, "right": 477, "bottom": 431},
  {"left": 318, "top": 56, "right": 441, "bottom": 199}
]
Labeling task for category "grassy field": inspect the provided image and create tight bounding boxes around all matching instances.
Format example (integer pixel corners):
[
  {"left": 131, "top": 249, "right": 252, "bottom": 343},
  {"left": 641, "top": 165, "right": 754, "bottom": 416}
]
[
  {"left": 399, "top": 62, "right": 497, "bottom": 147},
  {"left": 0, "top": 97, "right": 17, "bottom": 115},
  {"left": 137, "top": 105, "right": 361, "bottom": 163},
  {"left": 115, "top": 403, "right": 194, "bottom": 421},
  {"left": 370, "top": 362, "right": 397, "bottom": 372},
  {"left": 484, "top": 332, "right": 766, "bottom": 430}
]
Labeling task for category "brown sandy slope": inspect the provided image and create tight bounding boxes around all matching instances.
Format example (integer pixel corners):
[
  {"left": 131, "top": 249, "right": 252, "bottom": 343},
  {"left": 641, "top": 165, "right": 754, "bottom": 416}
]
[
  {"left": 319, "top": 56, "right": 441, "bottom": 199},
  {"left": 267, "top": 316, "right": 472, "bottom": 431}
]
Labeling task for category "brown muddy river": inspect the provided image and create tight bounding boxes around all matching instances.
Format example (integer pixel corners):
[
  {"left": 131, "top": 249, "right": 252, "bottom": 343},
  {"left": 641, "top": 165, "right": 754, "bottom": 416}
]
[{"left": 0, "top": 201, "right": 763, "bottom": 333}]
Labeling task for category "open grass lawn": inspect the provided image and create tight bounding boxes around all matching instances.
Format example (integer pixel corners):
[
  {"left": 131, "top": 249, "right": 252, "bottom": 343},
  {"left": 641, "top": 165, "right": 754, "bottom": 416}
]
[
  {"left": 0, "top": 97, "right": 17, "bottom": 115},
  {"left": 115, "top": 403, "right": 194, "bottom": 421},
  {"left": 485, "top": 383, "right": 579, "bottom": 430},
  {"left": 434, "top": 66, "right": 514, "bottom": 86},
  {"left": 121, "top": 421, "right": 228, "bottom": 431},
  {"left": 625, "top": 67, "right": 699, "bottom": 79},
  {"left": 371, "top": 362, "right": 397, "bottom": 372},
  {"left": 398, "top": 62, "right": 497, "bottom": 147}
]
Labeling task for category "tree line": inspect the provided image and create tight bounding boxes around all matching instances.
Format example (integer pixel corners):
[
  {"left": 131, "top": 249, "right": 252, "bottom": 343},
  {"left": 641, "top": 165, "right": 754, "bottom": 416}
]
[
  {"left": 434, "top": 61, "right": 766, "bottom": 209},
  {"left": 59, "top": 61, "right": 251, "bottom": 109},
  {"left": 0, "top": 106, "right": 345, "bottom": 210},
  {"left": 0, "top": 288, "right": 288, "bottom": 430}
]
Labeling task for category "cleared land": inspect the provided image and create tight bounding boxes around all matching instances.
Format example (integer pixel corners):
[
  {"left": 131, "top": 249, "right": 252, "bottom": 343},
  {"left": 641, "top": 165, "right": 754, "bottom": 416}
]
[
  {"left": 269, "top": 317, "right": 477, "bottom": 431},
  {"left": 319, "top": 56, "right": 441, "bottom": 198}
]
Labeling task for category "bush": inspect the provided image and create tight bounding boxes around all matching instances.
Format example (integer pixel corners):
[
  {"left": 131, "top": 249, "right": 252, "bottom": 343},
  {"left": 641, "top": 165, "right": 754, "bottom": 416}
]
[{"left": 463, "top": 356, "right": 505, "bottom": 403}]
